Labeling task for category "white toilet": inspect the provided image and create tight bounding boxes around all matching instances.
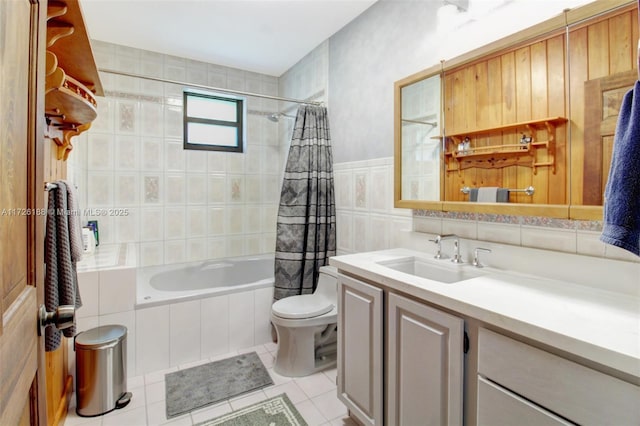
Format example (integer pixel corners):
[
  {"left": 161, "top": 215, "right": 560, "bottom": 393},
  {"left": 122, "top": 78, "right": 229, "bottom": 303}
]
[{"left": 271, "top": 265, "right": 338, "bottom": 377}]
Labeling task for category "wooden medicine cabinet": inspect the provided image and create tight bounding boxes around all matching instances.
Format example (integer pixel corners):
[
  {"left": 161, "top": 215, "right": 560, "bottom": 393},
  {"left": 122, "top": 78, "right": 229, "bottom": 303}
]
[{"left": 394, "top": 0, "right": 639, "bottom": 220}]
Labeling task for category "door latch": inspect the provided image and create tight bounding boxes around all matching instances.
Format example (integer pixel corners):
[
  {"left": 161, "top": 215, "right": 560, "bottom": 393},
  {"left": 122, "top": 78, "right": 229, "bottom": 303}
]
[{"left": 38, "top": 304, "right": 75, "bottom": 336}]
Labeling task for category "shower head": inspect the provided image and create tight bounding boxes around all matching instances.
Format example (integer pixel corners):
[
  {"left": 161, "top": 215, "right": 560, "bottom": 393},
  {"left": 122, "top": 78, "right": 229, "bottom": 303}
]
[{"left": 266, "top": 112, "right": 295, "bottom": 122}]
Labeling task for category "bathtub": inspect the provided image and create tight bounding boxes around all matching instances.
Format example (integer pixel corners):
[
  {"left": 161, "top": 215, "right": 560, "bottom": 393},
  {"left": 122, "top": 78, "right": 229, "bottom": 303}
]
[
  {"left": 136, "top": 254, "right": 274, "bottom": 308},
  {"left": 133, "top": 254, "right": 276, "bottom": 373}
]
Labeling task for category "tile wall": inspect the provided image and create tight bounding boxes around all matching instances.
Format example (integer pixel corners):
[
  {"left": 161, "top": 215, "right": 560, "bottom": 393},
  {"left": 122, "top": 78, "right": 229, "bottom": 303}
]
[
  {"left": 412, "top": 209, "right": 639, "bottom": 263},
  {"left": 334, "top": 157, "right": 412, "bottom": 255},
  {"left": 68, "top": 41, "right": 285, "bottom": 267}
]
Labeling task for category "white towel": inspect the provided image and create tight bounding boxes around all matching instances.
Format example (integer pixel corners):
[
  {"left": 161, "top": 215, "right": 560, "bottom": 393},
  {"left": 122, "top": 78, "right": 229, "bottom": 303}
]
[{"left": 477, "top": 187, "right": 499, "bottom": 202}]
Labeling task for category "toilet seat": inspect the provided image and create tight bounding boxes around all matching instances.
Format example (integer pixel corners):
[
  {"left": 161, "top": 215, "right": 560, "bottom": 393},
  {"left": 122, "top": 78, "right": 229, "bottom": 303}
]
[{"left": 272, "top": 295, "right": 334, "bottom": 319}]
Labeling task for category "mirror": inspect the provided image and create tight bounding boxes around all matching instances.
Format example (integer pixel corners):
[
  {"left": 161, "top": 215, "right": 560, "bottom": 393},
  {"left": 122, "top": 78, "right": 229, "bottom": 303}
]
[
  {"left": 394, "top": 0, "right": 638, "bottom": 219},
  {"left": 399, "top": 74, "right": 442, "bottom": 202}
]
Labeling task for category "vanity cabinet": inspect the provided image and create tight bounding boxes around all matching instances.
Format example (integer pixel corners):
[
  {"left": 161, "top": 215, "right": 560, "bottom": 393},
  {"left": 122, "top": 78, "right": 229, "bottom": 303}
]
[
  {"left": 337, "top": 274, "right": 383, "bottom": 426},
  {"left": 336, "top": 267, "right": 640, "bottom": 426},
  {"left": 477, "top": 327, "right": 640, "bottom": 426},
  {"left": 337, "top": 274, "right": 464, "bottom": 426},
  {"left": 387, "top": 292, "right": 464, "bottom": 426}
]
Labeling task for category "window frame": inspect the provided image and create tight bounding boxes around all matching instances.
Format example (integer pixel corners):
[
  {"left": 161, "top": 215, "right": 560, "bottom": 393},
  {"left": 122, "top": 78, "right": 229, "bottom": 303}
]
[{"left": 183, "top": 90, "right": 245, "bottom": 153}]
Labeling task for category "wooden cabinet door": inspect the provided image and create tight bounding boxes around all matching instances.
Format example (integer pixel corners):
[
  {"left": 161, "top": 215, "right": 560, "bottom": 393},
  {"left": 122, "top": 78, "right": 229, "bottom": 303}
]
[
  {"left": 0, "top": 0, "right": 47, "bottom": 425},
  {"left": 387, "top": 293, "right": 464, "bottom": 426},
  {"left": 337, "top": 274, "right": 383, "bottom": 426},
  {"left": 583, "top": 69, "right": 638, "bottom": 205}
]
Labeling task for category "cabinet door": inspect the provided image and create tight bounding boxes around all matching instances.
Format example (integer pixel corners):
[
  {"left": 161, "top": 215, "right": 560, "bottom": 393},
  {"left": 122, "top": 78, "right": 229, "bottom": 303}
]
[
  {"left": 387, "top": 292, "right": 464, "bottom": 426},
  {"left": 337, "top": 274, "right": 383, "bottom": 426}
]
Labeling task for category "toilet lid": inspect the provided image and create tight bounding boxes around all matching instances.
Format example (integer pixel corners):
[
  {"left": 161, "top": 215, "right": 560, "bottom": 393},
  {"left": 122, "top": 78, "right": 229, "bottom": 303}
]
[{"left": 272, "top": 295, "right": 334, "bottom": 319}]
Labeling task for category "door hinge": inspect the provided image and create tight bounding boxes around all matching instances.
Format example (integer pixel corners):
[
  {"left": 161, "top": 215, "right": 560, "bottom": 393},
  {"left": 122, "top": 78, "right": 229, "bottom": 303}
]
[{"left": 463, "top": 331, "right": 470, "bottom": 354}]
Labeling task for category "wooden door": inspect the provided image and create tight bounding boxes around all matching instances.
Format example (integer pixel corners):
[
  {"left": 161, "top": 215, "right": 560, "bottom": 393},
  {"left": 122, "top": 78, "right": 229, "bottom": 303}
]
[
  {"left": 387, "top": 293, "right": 464, "bottom": 426},
  {"left": 0, "top": 0, "right": 48, "bottom": 425},
  {"left": 337, "top": 274, "right": 383, "bottom": 426},
  {"left": 583, "top": 69, "right": 638, "bottom": 205}
]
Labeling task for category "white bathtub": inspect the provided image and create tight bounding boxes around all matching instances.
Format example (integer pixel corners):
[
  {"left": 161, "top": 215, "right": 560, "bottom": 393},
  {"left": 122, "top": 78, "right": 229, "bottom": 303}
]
[{"left": 136, "top": 254, "right": 274, "bottom": 308}]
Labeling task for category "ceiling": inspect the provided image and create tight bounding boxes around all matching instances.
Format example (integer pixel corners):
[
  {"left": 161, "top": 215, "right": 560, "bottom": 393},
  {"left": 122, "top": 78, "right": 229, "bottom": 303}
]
[{"left": 80, "top": 0, "right": 378, "bottom": 77}]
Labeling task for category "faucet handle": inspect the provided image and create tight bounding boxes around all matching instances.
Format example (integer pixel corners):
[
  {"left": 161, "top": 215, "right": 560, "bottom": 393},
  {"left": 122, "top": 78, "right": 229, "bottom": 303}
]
[
  {"left": 451, "top": 239, "right": 463, "bottom": 263},
  {"left": 472, "top": 247, "right": 492, "bottom": 268},
  {"left": 429, "top": 236, "right": 447, "bottom": 259}
]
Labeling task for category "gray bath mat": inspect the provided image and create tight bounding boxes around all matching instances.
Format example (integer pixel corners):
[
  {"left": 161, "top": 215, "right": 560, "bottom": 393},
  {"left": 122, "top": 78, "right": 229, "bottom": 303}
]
[
  {"left": 195, "top": 393, "right": 307, "bottom": 426},
  {"left": 165, "top": 352, "right": 274, "bottom": 419}
]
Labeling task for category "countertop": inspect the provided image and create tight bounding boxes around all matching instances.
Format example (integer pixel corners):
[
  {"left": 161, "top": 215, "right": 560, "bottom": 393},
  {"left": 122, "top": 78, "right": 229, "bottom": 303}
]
[{"left": 330, "top": 248, "right": 640, "bottom": 380}]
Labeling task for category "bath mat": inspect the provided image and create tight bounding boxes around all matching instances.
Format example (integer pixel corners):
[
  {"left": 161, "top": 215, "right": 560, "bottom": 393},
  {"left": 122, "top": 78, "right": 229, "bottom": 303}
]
[
  {"left": 195, "top": 394, "right": 307, "bottom": 426},
  {"left": 165, "top": 352, "right": 273, "bottom": 419}
]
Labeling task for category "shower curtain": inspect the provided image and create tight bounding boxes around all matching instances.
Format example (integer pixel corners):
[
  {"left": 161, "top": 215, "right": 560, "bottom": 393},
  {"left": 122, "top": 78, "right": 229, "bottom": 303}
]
[{"left": 274, "top": 105, "right": 336, "bottom": 300}]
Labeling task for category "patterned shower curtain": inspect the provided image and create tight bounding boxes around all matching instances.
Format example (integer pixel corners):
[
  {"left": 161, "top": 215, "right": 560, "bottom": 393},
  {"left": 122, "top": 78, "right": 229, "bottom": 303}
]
[{"left": 274, "top": 105, "right": 336, "bottom": 300}]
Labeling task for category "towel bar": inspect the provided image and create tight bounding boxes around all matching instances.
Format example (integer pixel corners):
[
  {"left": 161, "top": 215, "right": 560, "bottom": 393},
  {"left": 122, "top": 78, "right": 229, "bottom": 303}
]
[{"left": 460, "top": 186, "right": 535, "bottom": 196}]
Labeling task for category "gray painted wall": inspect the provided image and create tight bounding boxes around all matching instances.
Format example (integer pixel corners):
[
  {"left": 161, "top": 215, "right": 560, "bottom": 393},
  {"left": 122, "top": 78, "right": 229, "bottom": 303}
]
[{"left": 329, "top": 0, "right": 439, "bottom": 163}]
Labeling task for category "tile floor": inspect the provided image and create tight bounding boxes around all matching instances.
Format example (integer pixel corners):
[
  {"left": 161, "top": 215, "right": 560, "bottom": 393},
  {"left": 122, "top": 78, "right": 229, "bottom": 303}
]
[{"left": 63, "top": 342, "right": 356, "bottom": 426}]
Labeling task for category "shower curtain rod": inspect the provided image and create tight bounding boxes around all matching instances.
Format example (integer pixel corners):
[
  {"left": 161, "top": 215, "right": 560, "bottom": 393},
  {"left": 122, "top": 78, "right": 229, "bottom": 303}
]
[{"left": 99, "top": 68, "right": 323, "bottom": 106}]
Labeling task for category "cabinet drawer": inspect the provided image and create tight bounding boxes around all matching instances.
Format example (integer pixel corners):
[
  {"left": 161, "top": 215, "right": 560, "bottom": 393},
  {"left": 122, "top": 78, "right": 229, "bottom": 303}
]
[
  {"left": 477, "top": 376, "right": 572, "bottom": 426},
  {"left": 478, "top": 328, "right": 640, "bottom": 425}
]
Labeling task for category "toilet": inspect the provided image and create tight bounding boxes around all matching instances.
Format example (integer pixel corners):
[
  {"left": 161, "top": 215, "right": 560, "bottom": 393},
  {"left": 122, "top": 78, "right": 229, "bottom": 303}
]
[{"left": 271, "top": 265, "right": 338, "bottom": 377}]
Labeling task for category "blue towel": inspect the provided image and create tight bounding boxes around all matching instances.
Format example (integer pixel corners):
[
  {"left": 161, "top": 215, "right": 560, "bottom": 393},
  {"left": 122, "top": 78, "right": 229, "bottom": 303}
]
[{"left": 600, "top": 80, "right": 640, "bottom": 257}]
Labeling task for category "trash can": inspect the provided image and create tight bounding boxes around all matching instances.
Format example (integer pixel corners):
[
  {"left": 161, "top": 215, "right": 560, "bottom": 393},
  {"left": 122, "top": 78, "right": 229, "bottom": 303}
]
[{"left": 75, "top": 325, "right": 132, "bottom": 417}]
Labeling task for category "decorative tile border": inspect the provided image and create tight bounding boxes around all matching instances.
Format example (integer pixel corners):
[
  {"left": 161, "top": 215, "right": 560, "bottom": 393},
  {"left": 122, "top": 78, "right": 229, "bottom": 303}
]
[
  {"left": 105, "top": 90, "right": 163, "bottom": 104},
  {"left": 413, "top": 209, "right": 603, "bottom": 231}
]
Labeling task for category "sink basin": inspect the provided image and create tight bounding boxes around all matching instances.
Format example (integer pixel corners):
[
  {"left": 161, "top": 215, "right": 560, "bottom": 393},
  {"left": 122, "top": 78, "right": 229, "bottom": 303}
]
[{"left": 377, "top": 256, "right": 482, "bottom": 284}]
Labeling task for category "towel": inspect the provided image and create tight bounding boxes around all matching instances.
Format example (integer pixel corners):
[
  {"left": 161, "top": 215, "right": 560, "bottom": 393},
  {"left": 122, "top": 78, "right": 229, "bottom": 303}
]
[
  {"left": 477, "top": 187, "right": 499, "bottom": 202},
  {"left": 62, "top": 180, "right": 83, "bottom": 262},
  {"left": 44, "top": 181, "right": 83, "bottom": 351},
  {"left": 496, "top": 188, "right": 510, "bottom": 203},
  {"left": 600, "top": 80, "right": 640, "bottom": 257},
  {"left": 469, "top": 188, "right": 509, "bottom": 202},
  {"left": 469, "top": 188, "right": 509, "bottom": 203}
]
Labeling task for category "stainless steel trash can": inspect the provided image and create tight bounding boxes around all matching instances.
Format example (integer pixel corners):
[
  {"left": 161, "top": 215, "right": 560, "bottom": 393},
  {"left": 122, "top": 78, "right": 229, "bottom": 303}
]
[{"left": 75, "top": 325, "right": 132, "bottom": 417}]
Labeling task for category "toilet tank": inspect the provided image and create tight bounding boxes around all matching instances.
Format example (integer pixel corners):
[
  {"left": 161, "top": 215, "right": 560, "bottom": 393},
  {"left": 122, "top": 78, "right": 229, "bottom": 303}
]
[{"left": 315, "top": 266, "right": 338, "bottom": 302}]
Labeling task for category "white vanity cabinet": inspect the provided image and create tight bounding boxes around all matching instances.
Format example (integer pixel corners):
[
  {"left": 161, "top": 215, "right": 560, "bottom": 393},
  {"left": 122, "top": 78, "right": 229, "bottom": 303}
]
[
  {"left": 332, "top": 248, "right": 640, "bottom": 426},
  {"left": 477, "top": 328, "right": 640, "bottom": 426},
  {"left": 337, "top": 274, "right": 384, "bottom": 426},
  {"left": 387, "top": 292, "right": 464, "bottom": 426},
  {"left": 337, "top": 273, "right": 464, "bottom": 426}
]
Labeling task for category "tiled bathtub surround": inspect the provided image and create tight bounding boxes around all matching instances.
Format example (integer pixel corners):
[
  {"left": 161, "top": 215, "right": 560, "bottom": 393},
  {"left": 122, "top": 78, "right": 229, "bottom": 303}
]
[
  {"left": 72, "top": 250, "right": 274, "bottom": 378},
  {"left": 68, "top": 42, "right": 283, "bottom": 267}
]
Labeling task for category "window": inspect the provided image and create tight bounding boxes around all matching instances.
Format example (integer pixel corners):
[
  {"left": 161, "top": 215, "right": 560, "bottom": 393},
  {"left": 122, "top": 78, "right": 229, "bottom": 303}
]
[{"left": 183, "top": 90, "right": 245, "bottom": 152}]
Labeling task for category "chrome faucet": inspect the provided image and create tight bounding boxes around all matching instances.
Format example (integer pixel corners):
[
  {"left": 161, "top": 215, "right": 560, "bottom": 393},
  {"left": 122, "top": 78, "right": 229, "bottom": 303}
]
[
  {"left": 450, "top": 238, "right": 464, "bottom": 264},
  {"left": 430, "top": 234, "right": 462, "bottom": 262},
  {"left": 472, "top": 247, "right": 492, "bottom": 268}
]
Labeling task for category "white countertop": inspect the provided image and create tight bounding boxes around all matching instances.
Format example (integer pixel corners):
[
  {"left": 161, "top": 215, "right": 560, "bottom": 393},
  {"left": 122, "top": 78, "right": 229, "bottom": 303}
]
[{"left": 330, "top": 248, "right": 640, "bottom": 380}]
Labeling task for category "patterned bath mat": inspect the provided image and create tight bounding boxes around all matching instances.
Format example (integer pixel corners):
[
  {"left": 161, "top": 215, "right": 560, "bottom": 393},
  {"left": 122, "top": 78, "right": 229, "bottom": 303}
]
[
  {"left": 165, "top": 352, "right": 273, "bottom": 419},
  {"left": 195, "top": 394, "right": 308, "bottom": 426}
]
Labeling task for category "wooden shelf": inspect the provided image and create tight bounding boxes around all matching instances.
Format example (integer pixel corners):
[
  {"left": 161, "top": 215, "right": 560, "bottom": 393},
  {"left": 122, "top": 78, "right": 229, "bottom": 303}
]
[
  {"left": 46, "top": 1, "right": 103, "bottom": 95},
  {"left": 443, "top": 117, "right": 567, "bottom": 175},
  {"left": 441, "top": 116, "right": 567, "bottom": 141},
  {"left": 44, "top": 0, "right": 103, "bottom": 161}
]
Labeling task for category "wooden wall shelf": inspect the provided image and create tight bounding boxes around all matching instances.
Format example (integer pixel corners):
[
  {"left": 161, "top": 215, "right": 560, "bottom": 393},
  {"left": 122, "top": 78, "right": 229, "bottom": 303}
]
[
  {"left": 44, "top": 0, "right": 102, "bottom": 161},
  {"left": 443, "top": 117, "right": 567, "bottom": 175}
]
